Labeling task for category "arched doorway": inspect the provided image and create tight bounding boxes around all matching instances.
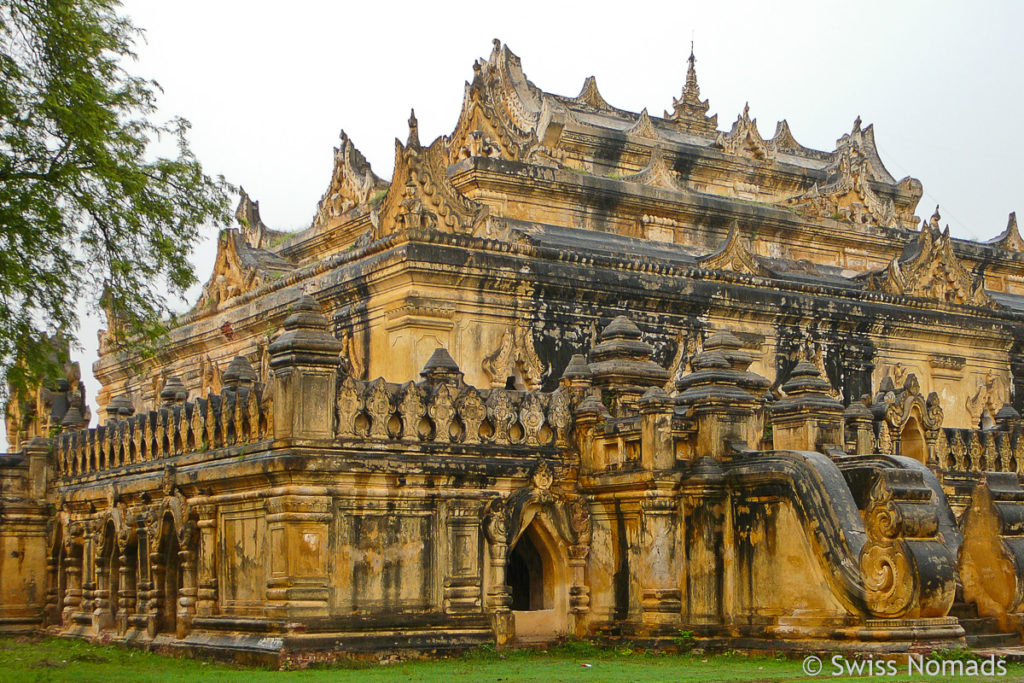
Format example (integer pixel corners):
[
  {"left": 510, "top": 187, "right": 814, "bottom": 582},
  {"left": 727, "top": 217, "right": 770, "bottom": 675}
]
[
  {"left": 507, "top": 518, "right": 568, "bottom": 640},
  {"left": 900, "top": 416, "right": 926, "bottom": 464}
]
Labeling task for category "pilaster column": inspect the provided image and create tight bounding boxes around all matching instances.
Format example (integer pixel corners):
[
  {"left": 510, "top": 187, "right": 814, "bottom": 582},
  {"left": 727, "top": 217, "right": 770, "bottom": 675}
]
[
  {"left": 195, "top": 505, "right": 218, "bottom": 617},
  {"left": 91, "top": 547, "right": 112, "bottom": 632},
  {"left": 681, "top": 460, "right": 726, "bottom": 626},
  {"left": 640, "top": 495, "right": 682, "bottom": 631},
  {"left": 443, "top": 500, "right": 483, "bottom": 614},
  {"left": 485, "top": 536, "right": 513, "bottom": 644},
  {"left": 177, "top": 537, "right": 197, "bottom": 638},
  {"left": 61, "top": 544, "right": 83, "bottom": 626},
  {"left": 264, "top": 495, "right": 332, "bottom": 619}
]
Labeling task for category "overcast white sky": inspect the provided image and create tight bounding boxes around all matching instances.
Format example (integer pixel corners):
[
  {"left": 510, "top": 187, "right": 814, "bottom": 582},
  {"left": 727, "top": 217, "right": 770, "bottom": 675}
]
[{"left": 6, "top": 1, "right": 1023, "bottom": 448}]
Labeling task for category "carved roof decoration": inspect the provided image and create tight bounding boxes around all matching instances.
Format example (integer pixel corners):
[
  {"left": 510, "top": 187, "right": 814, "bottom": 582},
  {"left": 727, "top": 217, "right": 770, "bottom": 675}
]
[
  {"left": 621, "top": 146, "right": 686, "bottom": 191},
  {"left": 482, "top": 39, "right": 544, "bottom": 133},
  {"left": 768, "top": 120, "right": 827, "bottom": 159},
  {"left": 715, "top": 104, "right": 773, "bottom": 162},
  {"left": 448, "top": 50, "right": 542, "bottom": 165},
  {"left": 624, "top": 108, "right": 663, "bottom": 141},
  {"left": 833, "top": 117, "right": 895, "bottom": 184},
  {"left": 312, "top": 130, "right": 389, "bottom": 229},
  {"left": 196, "top": 230, "right": 294, "bottom": 316},
  {"left": 989, "top": 212, "right": 1023, "bottom": 251},
  {"left": 372, "top": 111, "right": 489, "bottom": 238},
  {"left": 697, "top": 223, "right": 770, "bottom": 276},
  {"left": 564, "top": 76, "right": 616, "bottom": 112},
  {"left": 235, "top": 188, "right": 285, "bottom": 250},
  {"left": 665, "top": 48, "right": 718, "bottom": 136},
  {"left": 782, "top": 139, "right": 897, "bottom": 227},
  {"left": 860, "top": 207, "right": 994, "bottom": 307}
]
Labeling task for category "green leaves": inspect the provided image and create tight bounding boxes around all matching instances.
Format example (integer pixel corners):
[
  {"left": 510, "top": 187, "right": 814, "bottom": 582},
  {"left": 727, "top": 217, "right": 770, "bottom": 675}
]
[{"left": 0, "top": 0, "right": 231, "bottom": 402}]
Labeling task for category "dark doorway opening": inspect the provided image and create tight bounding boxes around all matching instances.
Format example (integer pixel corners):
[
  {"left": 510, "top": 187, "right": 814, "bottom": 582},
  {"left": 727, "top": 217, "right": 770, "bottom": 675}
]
[{"left": 508, "top": 530, "right": 546, "bottom": 611}]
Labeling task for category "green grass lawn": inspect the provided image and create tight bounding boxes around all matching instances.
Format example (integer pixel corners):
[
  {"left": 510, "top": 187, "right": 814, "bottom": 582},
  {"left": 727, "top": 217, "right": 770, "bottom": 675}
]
[{"left": 0, "top": 636, "right": 1019, "bottom": 682}]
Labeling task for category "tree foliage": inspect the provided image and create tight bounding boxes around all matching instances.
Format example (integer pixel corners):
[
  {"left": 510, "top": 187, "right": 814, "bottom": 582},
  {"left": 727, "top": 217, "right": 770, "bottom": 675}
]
[{"left": 0, "top": 0, "right": 231, "bottom": 398}]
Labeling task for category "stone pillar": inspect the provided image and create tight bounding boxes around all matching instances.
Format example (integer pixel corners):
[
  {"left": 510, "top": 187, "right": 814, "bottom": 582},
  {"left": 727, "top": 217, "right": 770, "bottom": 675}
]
[
  {"left": 195, "top": 505, "right": 218, "bottom": 617},
  {"left": 770, "top": 360, "right": 844, "bottom": 453},
  {"left": 640, "top": 495, "right": 681, "bottom": 631},
  {"left": 92, "top": 546, "right": 112, "bottom": 632},
  {"left": 62, "top": 541, "right": 83, "bottom": 625},
  {"left": 146, "top": 546, "right": 164, "bottom": 638},
  {"left": 681, "top": 460, "right": 726, "bottom": 625},
  {"left": 844, "top": 396, "right": 875, "bottom": 455},
  {"left": 443, "top": 500, "right": 483, "bottom": 614},
  {"left": 568, "top": 543, "right": 591, "bottom": 636},
  {"left": 43, "top": 553, "right": 60, "bottom": 626},
  {"left": 116, "top": 543, "right": 133, "bottom": 634},
  {"left": 265, "top": 495, "right": 332, "bottom": 619},
  {"left": 268, "top": 296, "right": 343, "bottom": 442},
  {"left": 175, "top": 520, "right": 198, "bottom": 639},
  {"left": 485, "top": 537, "right": 513, "bottom": 644},
  {"left": 639, "top": 388, "right": 675, "bottom": 470}
]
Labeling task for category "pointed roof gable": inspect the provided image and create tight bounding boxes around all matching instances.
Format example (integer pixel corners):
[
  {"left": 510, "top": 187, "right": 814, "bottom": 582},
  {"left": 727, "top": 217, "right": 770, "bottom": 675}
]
[
  {"left": 196, "top": 230, "right": 294, "bottom": 315},
  {"left": 861, "top": 209, "right": 994, "bottom": 307},
  {"left": 989, "top": 212, "right": 1024, "bottom": 251},
  {"left": 372, "top": 113, "right": 489, "bottom": 238},
  {"left": 311, "top": 130, "right": 389, "bottom": 229},
  {"left": 697, "top": 223, "right": 770, "bottom": 276}
]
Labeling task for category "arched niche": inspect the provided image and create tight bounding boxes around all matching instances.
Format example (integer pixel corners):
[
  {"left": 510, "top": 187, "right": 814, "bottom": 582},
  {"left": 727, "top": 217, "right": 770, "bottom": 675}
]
[{"left": 900, "top": 415, "right": 927, "bottom": 464}]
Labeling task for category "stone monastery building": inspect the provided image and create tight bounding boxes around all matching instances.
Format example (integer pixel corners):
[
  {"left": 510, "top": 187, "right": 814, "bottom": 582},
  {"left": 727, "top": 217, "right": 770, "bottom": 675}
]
[{"left": 3, "top": 41, "right": 1024, "bottom": 661}]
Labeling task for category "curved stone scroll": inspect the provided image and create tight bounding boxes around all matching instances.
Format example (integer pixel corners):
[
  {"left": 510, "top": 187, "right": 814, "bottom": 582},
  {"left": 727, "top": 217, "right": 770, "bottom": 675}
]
[{"left": 859, "top": 468, "right": 956, "bottom": 618}]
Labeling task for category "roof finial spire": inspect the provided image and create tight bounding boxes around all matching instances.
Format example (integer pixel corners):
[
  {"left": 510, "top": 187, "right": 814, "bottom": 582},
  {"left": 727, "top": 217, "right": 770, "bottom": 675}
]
[
  {"left": 665, "top": 40, "right": 718, "bottom": 136},
  {"left": 407, "top": 108, "right": 420, "bottom": 148}
]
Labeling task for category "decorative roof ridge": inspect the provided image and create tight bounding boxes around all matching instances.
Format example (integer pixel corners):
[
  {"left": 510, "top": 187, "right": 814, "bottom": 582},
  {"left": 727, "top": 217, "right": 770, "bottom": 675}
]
[
  {"left": 859, "top": 206, "right": 995, "bottom": 308},
  {"left": 235, "top": 188, "right": 287, "bottom": 250},
  {"left": 768, "top": 120, "right": 828, "bottom": 159},
  {"left": 831, "top": 118, "right": 896, "bottom": 185}
]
